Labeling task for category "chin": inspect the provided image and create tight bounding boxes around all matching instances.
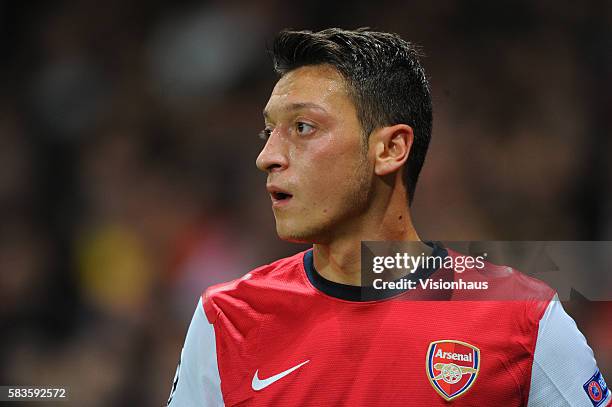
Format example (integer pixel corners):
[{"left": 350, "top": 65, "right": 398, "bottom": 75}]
[
  {"left": 276, "top": 228, "right": 313, "bottom": 244},
  {"left": 275, "top": 222, "right": 323, "bottom": 244}
]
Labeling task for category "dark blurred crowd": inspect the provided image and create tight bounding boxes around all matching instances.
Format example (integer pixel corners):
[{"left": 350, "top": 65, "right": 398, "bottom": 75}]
[{"left": 0, "top": 1, "right": 610, "bottom": 405}]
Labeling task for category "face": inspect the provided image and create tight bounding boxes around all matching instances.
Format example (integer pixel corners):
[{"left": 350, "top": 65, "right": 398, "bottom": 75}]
[{"left": 256, "top": 65, "right": 373, "bottom": 243}]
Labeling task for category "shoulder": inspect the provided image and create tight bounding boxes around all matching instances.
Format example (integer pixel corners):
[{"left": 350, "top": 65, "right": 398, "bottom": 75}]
[
  {"left": 201, "top": 250, "right": 310, "bottom": 324},
  {"left": 447, "top": 248, "right": 555, "bottom": 301},
  {"left": 444, "top": 248, "right": 557, "bottom": 329},
  {"left": 528, "top": 295, "right": 611, "bottom": 406}
]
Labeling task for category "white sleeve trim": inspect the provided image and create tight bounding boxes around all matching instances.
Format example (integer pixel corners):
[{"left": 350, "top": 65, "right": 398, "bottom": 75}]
[
  {"left": 167, "top": 298, "right": 224, "bottom": 406},
  {"left": 528, "top": 294, "right": 611, "bottom": 407}
]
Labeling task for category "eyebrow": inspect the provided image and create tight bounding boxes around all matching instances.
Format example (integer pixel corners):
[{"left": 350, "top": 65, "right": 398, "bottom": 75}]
[{"left": 263, "top": 102, "right": 328, "bottom": 118}]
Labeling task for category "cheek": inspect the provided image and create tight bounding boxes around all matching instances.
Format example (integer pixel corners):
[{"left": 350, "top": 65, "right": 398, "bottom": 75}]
[
  {"left": 306, "top": 132, "right": 363, "bottom": 174},
  {"left": 294, "top": 131, "right": 366, "bottom": 214},
  {"left": 309, "top": 159, "right": 366, "bottom": 217}
]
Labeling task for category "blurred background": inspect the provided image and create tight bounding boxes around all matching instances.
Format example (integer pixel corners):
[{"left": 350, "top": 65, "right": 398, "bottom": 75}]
[{"left": 0, "top": 0, "right": 610, "bottom": 405}]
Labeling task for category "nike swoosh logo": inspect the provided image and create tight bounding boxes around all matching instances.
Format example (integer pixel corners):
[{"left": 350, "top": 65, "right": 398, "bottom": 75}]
[{"left": 251, "top": 360, "right": 310, "bottom": 391}]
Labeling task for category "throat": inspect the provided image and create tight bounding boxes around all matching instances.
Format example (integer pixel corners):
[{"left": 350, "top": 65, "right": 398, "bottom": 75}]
[{"left": 312, "top": 242, "right": 363, "bottom": 286}]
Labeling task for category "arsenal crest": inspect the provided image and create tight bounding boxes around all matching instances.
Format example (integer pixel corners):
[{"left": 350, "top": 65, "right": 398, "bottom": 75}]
[{"left": 426, "top": 340, "right": 480, "bottom": 401}]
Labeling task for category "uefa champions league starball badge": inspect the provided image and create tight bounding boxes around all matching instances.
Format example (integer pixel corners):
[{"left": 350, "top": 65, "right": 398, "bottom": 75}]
[{"left": 426, "top": 340, "right": 480, "bottom": 401}]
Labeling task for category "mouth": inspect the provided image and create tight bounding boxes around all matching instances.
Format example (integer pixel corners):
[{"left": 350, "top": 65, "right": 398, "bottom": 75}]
[{"left": 267, "top": 186, "right": 293, "bottom": 207}]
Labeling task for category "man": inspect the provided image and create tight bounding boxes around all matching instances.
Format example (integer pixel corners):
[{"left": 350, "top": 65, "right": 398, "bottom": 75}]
[{"left": 167, "top": 28, "right": 610, "bottom": 406}]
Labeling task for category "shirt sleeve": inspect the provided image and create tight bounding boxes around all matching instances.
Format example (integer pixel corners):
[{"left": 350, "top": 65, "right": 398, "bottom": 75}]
[
  {"left": 167, "top": 297, "right": 224, "bottom": 406},
  {"left": 528, "top": 294, "right": 611, "bottom": 407}
]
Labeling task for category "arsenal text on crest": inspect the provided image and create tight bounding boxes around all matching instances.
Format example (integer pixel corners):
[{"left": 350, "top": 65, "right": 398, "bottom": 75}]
[{"left": 434, "top": 349, "right": 473, "bottom": 362}]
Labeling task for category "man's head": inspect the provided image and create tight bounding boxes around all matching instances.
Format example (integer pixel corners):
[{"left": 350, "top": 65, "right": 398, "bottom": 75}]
[{"left": 256, "top": 28, "right": 433, "bottom": 243}]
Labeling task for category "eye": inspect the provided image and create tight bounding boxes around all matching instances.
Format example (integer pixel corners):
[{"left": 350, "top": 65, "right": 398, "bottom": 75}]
[
  {"left": 259, "top": 127, "right": 273, "bottom": 141},
  {"left": 296, "top": 122, "right": 315, "bottom": 136}
]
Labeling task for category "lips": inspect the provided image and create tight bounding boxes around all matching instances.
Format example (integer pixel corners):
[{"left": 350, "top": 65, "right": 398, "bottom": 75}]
[{"left": 267, "top": 185, "right": 293, "bottom": 207}]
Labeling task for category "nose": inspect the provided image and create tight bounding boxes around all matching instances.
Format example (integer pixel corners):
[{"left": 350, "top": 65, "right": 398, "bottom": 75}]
[{"left": 256, "top": 130, "right": 288, "bottom": 173}]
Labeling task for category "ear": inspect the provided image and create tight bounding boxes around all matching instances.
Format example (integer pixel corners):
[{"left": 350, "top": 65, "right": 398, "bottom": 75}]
[{"left": 370, "top": 124, "right": 414, "bottom": 176}]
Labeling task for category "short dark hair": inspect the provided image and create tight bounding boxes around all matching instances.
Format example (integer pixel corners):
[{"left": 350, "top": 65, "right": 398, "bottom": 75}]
[{"left": 271, "top": 28, "right": 433, "bottom": 205}]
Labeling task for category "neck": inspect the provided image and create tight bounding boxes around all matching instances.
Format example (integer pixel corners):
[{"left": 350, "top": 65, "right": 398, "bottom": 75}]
[{"left": 313, "top": 183, "right": 427, "bottom": 286}]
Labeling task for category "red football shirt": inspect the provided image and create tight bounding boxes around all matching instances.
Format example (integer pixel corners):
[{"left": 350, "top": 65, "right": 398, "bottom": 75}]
[{"left": 167, "top": 243, "right": 611, "bottom": 406}]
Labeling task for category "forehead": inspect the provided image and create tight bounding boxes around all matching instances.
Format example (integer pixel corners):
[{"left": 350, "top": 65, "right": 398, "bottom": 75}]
[{"left": 264, "top": 65, "right": 354, "bottom": 118}]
